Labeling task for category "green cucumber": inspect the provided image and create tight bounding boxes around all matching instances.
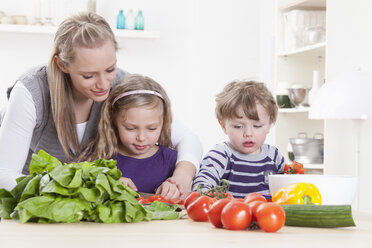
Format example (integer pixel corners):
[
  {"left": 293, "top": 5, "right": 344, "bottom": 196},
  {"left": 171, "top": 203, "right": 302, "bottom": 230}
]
[{"left": 282, "top": 204, "right": 356, "bottom": 228}]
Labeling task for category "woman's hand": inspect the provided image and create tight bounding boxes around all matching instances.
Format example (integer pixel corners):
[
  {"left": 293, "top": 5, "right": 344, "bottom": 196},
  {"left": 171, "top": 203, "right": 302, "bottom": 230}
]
[
  {"left": 120, "top": 177, "right": 138, "bottom": 192},
  {"left": 155, "top": 180, "right": 180, "bottom": 200}
]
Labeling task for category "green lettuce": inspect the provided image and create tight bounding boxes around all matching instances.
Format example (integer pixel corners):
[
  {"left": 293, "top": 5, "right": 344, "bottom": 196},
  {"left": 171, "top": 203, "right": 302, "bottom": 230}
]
[{"left": 0, "top": 150, "right": 180, "bottom": 223}]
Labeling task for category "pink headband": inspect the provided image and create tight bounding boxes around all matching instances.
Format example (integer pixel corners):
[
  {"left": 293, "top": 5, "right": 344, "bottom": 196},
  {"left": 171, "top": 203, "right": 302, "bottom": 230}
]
[{"left": 112, "top": 89, "right": 164, "bottom": 106}]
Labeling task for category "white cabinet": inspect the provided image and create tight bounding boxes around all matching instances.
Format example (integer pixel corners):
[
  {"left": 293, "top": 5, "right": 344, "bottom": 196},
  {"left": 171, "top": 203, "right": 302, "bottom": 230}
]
[{"left": 274, "top": 0, "right": 326, "bottom": 173}]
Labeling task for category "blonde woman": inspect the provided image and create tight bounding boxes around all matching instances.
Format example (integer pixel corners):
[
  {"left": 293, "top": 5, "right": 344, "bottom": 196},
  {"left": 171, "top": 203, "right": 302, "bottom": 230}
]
[{"left": 0, "top": 12, "right": 202, "bottom": 199}]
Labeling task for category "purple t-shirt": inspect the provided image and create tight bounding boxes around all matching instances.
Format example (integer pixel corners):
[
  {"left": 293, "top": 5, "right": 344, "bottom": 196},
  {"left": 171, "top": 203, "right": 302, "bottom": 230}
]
[{"left": 116, "top": 146, "right": 177, "bottom": 193}]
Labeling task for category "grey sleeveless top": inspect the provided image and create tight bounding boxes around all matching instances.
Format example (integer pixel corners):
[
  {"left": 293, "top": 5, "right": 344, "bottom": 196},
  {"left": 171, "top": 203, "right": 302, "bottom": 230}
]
[{"left": 17, "top": 65, "right": 128, "bottom": 174}]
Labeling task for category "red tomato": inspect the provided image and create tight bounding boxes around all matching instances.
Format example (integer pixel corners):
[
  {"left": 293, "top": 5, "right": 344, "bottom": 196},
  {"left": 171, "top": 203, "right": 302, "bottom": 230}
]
[
  {"left": 221, "top": 201, "right": 252, "bottom": 230},
  {"left": 187, "top": 196, "right": 213, "bottom": 222},
  {"left": 293, "top": 162, "right": 306, "bottom": 174},
  {"left": 163, "top": 199, "right": 176, "bottom": 205},
  {"left": 184, "top": 192, "right": 200, "bottom": 209},
  {"left": 243, "top": 192, "right": 267, "bottom": 204},
  {"left": 255, "top": 202, "right": 286, "bottom": 232},
  {"left": 136, "top": 197, "right": 151, "bottom": 204},
  {"left": 207, "top": 198, "right": 231, "bottom": 228},
  {"left": 232, "top": 198, "right": 245, "bottom": 202},
  {"left": 247, "top": 200, "right": 265, "bottom": 222},
  {"left": 173, "top": 199, "right": 184, "bottom": 205},
  {"left": 284, "top": 161, "right": 306, "bottom": 174},
  {"left": 147, "top": 195, "right": 166, "bottom": 203}
]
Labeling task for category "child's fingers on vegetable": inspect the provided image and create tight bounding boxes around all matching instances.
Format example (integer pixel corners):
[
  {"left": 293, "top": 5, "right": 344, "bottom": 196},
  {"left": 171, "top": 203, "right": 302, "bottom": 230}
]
[
  {"left": 120, "top": 177, "right": 138, "bottom": 191},
  {"left": 164, "top": 183, "right": 179, "bottom": 200},
  {"left": 170, "top": 187, "right": 181, "bottom": 200},
  {"left": 160, "top": 182, "right": 173, "bottom": 198},
  {"left": 129, "top": 181, "right": 138, "bottom": 191}
]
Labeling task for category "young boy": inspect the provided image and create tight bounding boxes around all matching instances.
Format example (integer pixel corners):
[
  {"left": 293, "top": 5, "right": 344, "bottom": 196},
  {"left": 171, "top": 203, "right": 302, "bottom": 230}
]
[{"left": 192, "top": 80, "right": 285, "bottom": 198}]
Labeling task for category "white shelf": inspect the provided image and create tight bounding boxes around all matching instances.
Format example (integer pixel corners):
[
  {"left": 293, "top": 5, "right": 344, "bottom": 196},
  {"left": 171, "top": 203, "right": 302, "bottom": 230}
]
[
  {"left": 0, "top": 24, "right": 56, "bottom": 35},
  {"left": 279, "top": 107, "right": 310, "bottom": 113},
  {"left": 303, "top": 163, "right": 324, "bottom": 170},
  {"left": 278, "top": 0, "right": 326, "bottom": 11},
  {"left": 277, "top": 41, "right": 326, "bottom": 57},
  {"left": 0, "top": 24, "right": 160, "bottom": 39}
]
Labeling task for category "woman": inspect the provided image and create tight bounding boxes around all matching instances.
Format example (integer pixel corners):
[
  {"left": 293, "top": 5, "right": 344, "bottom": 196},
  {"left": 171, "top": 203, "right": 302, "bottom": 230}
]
[{"left": 0, "top": 12, "right": 202, "bottom": 199}]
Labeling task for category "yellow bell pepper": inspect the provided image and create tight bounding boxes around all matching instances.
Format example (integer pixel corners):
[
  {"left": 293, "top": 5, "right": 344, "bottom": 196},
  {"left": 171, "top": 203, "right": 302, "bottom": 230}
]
[{"left": 272, "top": 182, "right": 322, "bottom": 205}]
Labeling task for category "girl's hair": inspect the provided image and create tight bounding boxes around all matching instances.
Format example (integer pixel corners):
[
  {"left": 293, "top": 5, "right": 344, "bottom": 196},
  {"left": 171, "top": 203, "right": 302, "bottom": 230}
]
[
  {"left": 80, "top": 74, "right": 172, "bottom": 161},
  {"left": 215, "top": 80, "right": 278, "bottom": 124},
  {"left": 48, "top": 12, "right": 118, "bottom": 161}
]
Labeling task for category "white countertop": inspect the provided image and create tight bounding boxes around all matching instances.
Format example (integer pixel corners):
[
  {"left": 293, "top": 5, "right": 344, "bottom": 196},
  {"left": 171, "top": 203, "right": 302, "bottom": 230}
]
[{"left": 1, "top": 211, "right": 371, "bottom": 248}]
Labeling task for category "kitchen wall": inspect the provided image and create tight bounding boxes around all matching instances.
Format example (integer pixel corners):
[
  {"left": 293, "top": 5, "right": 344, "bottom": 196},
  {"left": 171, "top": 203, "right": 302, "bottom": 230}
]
[
  {"left": 0, "top": 0, "right": 275, "bottom": 153},
  {"left": 326, "top": 0, "right": 372, "bottom": 214}
]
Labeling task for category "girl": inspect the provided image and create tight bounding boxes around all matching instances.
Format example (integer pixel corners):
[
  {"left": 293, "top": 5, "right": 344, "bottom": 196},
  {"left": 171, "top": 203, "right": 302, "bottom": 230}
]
[
  {"left": 0, "top": 12, "right": 202, "bottom": 198},
  {"left": 82, "top": 74, "right": 179, "bottom": 197}
]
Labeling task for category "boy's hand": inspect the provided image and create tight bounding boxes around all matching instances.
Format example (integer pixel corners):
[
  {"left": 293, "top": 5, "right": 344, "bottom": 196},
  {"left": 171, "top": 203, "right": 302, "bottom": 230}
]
[
  {"left": 120, "top": 177, "right": 138, "bottom": 192},
  {"left": 155, "top": 181, "right": 180, "bottom": 200}
]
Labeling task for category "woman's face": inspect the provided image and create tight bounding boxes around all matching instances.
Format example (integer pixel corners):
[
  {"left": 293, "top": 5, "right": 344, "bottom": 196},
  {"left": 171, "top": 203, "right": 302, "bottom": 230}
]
[{"left": 60, "top": 39, "right": 117, "bottom": 103}]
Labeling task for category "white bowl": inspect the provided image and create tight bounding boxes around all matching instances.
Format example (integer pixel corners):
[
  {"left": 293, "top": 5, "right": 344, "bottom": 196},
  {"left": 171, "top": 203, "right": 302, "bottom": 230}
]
[{"left": 268, "top": 174, "right": 358, "bottom": 205}]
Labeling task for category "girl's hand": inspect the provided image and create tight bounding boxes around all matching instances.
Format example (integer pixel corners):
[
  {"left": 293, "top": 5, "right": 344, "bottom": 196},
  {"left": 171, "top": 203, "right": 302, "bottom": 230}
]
[
  {"left": 120, "top": 177, "right": 138, "bottom": 192},
  {"left": 155, "top": 181, "right": 180, "bottom": 200},
  {"left": 167, "top": 161, "right": 196, "bottom": 199}
]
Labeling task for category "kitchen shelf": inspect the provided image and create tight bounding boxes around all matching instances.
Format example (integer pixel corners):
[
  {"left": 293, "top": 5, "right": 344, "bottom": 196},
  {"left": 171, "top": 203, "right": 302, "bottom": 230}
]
[
  {"left": 279, "top": 107, "right": 310, "bottom": 113},
  {"left": 274, "top": 0, "right": 326, "bottom": 175},
  {"left": 0, "top": 24, "right": 160, "bottom": 39},
  {"left": 303, "top": 163, "right": 324, "bottom": 170},
  {"left": 277, "top": 41, "right": 326, "bottom": 57},
  {"left": 278, "top": 0, "right": 326, "bottom": 11},
  {"left": 0, "top": 24, "right": 56, "bottom": 35}
]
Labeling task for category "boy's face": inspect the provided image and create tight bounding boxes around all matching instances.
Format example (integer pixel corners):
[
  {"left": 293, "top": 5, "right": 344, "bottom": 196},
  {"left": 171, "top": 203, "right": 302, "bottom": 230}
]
[{"left": 219, "top": 104, "right": 272, "bottom": 155}]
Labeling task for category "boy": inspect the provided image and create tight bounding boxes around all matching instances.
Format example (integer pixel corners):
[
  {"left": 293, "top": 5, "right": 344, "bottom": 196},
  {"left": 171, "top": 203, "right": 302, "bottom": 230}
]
[{"left": 192, "top": 80, "right": 285, "bottom": 198}]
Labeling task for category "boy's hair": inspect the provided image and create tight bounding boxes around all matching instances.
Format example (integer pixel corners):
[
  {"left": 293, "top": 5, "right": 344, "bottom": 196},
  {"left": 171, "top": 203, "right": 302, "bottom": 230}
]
[
  {"left": 215, "top": 80, "right": 278, "bottom": 123},
  {"left": 80, "top": 74, "right": 172, "bottom": 161},
  {"left": 48, "top": 11, "right": 117, "bottom": 161}
]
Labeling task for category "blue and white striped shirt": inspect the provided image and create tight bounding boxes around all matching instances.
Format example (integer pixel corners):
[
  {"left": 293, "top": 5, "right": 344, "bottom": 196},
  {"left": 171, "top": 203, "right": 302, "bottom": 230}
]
[{"left": 192, "top": 142, "right": 285, "bottom": 198}]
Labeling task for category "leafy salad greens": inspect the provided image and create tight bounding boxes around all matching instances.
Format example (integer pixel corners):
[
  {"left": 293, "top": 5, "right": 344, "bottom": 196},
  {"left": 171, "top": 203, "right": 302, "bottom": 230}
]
[{"left": 0, "top": 150, "right": 180, "bottom": 223}]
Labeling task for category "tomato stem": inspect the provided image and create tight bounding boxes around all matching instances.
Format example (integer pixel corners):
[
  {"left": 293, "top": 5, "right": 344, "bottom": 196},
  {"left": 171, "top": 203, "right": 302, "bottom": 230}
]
[{"left": 196, "top": 179, "right": 230, "bottom": 199}]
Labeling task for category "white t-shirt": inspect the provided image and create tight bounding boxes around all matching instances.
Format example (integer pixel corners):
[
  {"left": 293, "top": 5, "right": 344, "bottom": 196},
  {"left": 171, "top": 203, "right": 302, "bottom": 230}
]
[{"left": 0, "top": 82, "right": 202, "bottom": 190}]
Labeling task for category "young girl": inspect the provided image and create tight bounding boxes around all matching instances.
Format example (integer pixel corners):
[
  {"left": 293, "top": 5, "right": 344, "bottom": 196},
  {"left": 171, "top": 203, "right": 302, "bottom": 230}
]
[
  {"left": 81, "top": 74, "right": 179, "bottom": 198},
  {"left": 192, "top": 80, "right": 285, "bottom": 198}
]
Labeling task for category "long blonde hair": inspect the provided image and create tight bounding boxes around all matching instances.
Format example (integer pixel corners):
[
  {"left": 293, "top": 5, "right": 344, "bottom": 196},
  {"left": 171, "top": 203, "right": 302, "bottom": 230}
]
[
  {"left": 81, "top": 74, "right": 173, "bottom": 161},
  {"left": 48, "top": 12, "right": 118, "bottom": 161}
]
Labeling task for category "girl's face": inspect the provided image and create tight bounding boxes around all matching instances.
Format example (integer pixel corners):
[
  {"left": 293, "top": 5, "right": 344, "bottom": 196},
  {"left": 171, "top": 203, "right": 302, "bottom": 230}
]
[
  {"left": 58, "top": 39, "right": 117, "bottom": 103},
  {"left": 219, "top": 103, "right": 272, "bottom": 155},
  {"left": 115, "top": 103, "right": 163, "bottom": 159}
]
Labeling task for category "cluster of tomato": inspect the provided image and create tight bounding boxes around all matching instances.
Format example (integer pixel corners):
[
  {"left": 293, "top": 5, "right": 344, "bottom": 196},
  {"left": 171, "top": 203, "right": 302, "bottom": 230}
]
[
  {"left": 184, "top": 191, "right": 286, "bottom": 232},
  {"left": 136, "top": 195, "right": 184, "bottom": 205},
  {"left": 284, "top": 161, "right": 306, "bottom": 174}
]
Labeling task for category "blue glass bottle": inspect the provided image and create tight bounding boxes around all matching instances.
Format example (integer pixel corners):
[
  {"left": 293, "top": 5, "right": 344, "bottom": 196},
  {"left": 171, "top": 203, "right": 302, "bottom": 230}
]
[
  {"left": 135, "top": 10, "right": 144, "bottom": 30},
  {"left": 117, "top": 10, "right": 125, "bottom": 29}
]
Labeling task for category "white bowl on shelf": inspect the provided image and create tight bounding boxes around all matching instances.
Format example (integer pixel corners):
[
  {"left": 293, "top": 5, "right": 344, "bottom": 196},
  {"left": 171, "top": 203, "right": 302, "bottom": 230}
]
[{"left": 268, "top": 174, "right": 358, "bottom": 205}]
